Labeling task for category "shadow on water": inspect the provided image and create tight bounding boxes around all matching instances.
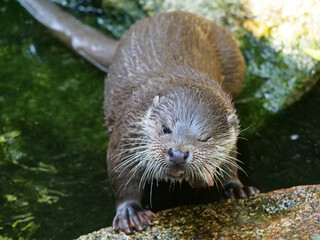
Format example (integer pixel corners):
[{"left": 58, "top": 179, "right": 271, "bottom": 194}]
[
  {"left": 238, "top": 79, "right": 320, "bottom": 192},
  {"left": 1, "top": 0, "right": 319, "bottom": 239}
]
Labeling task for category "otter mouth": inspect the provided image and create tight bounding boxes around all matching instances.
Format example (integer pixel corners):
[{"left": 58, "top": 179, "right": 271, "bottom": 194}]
[
  {"left": 167, "top": 168, "right": 185, "bottom": 179},
  {"left": 165, "top": 166, "right": 215, "bottom": 187}
]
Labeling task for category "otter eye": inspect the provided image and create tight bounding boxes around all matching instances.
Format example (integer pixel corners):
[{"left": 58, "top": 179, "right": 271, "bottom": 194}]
[
  {"left": 161, "top": 125, "right": 172, "bottom": 135},
  {"left": 199, "top": 136, "right": 211, "bottom": 142}
]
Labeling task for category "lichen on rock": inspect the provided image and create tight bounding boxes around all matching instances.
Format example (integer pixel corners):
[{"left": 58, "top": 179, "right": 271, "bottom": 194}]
[{"left": 78, "top": 185, "right": 320, "bottom": 239}]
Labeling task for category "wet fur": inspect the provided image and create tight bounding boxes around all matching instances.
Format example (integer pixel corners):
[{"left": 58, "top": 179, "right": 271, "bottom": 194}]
[
  {"left": 104, "top": 11, "right": 250, "bottom": 233},
  {"left": 17, "top": 1, "right": 255, "bottom": 234}
]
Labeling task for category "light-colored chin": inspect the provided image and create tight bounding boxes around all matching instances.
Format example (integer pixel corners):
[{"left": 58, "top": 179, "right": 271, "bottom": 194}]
[
  {"left": 167, "top": 168, "right": 185, "bottom": 178},
  {"left": 163, "top": 167, "right": 215, "bottom": 188}
]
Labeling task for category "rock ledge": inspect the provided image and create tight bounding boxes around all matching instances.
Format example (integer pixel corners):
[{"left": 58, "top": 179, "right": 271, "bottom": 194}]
[{"left": 78, "top": 185, "right": 320, "bottom": 239}]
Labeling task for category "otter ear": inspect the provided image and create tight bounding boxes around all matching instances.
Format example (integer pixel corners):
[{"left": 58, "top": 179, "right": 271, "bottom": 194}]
[
  {"left": 144, "top": 95, "right": 161, "bottom": 119},
  {"left": 152, "top": 95, "right": 161, "bottom": 107},
  {"left": 227, "top": 113, "right": 238, "bottom": 126}
]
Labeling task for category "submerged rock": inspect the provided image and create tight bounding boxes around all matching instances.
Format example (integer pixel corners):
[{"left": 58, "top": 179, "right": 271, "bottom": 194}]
[{"left": 78, "top": 185, "right": 320, "bottom": 239}]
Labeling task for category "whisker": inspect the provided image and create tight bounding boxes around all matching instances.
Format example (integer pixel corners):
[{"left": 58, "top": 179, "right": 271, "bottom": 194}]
[
  {"left": 110, "top": 146, "right": 147, "bottom": 161},
  {"left": 113, "top": 150, "right": 149, "bottom": 172},
  {"left": 212, "top": 152, "right": 243, "bottom": 164},
  {"left": 140, "top": 161, "right": 155, "bottom": 189},
  {"left": 192, "top": 161, "right": 206, "bottom": 185},
  {"left": 239, "top": 124, "right": 254, "bottom": 134},
  {"left": 121, "top": 137, "right": 151, "bottom": 142},
  {"left": 237, "top": 136, "right": 248, "bottom": 142},
  {"left": 212, "top": 172, "right": 222, "bottom": 190},
  {"left": 149, "top": 178, "right": 154, "bottom": 208},
  {"left": 123, "top": 155, "right": 150, "bottom": 189},
  {"left": 121, "top": 142, "right": 150, "bottom": 147},
  {"left": 214, "top": 145, "right": 239, "bottom": 155},
  {"left": 212, "top": 157, "right": 242, "bottom": 175}
]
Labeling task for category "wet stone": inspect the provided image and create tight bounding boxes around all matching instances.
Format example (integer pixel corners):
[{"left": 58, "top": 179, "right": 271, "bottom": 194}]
[{"left": 78, "top": 185, "right": 320, "bottom": 239}]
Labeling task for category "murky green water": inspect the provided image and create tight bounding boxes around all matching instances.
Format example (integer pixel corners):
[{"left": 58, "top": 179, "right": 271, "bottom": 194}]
[
  {"left": 1, "top": 0, "right": 319, "bottom": 239},
  {"left": 0, "top": 1, "right": 114, "bottom": 239}
]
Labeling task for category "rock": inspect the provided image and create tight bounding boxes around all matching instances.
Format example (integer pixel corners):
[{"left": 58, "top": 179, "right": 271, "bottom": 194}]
[{"left": 78, "top": 185, "right": 320, "bottom": 239}]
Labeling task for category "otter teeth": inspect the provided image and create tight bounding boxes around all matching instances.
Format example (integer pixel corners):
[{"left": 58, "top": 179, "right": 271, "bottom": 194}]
[
  {"left": 167, "top": 169, "right": 185, "bottom": 178},
  {"left": 168, "top": 178, "right": 181, "bottom": 184}
]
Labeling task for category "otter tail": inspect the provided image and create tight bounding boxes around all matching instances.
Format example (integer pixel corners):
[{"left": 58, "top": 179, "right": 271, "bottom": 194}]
[{"left": 18, "top": 0, "right": 119, "bottom": 72}]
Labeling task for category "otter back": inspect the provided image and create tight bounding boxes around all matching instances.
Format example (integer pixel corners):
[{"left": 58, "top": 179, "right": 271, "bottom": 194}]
[{"left": 104, "top": 11, "right": 245, "bottom": 133}]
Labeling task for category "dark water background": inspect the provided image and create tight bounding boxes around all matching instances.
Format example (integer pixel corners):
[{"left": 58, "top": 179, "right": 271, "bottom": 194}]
[{"left": 0, "top": 0, "right": 319, "bottom": 239}]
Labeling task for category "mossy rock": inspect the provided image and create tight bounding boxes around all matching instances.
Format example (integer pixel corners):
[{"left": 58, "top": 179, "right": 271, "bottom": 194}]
[{"left": 78, "top": 185, "right": 320, "bottom": 239}]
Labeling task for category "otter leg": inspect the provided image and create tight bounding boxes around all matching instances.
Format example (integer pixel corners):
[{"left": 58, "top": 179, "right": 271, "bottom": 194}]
[
  {"left": 113, "top": 200, "right": 154, "bottom": 234},
  {"left": 222, "top": 180, "right": 260, "bottom": 199},
  {"left": 107, "top": 130, "right": 155, "bottom": 234},
  {"left": 221, "top": 148, "right": 260, "bottom": 199},
  {"left": 110, "top": 170, "right": 154, "bottom": 234}
]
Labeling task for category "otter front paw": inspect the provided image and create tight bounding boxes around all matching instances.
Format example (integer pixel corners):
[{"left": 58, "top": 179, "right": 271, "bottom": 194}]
[
  {"left": 223, "top": 185, "right": 260, "bottom": 199},
  {"left": 113, "top": 201, "right": 155, "bottom": 234}
]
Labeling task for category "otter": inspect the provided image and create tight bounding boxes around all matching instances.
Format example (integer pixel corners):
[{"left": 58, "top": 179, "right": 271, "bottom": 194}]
[
  {"left": 105, "top": 11, "right": 260, "bottom": 233},
  {"left": 19, "top": 0, "right": 259, "bottom": 234}
]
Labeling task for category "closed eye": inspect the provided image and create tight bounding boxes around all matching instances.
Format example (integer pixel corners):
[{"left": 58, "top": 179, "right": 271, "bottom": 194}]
[{"left": 198, "top": 136, "right": 212, "bottom": 142}]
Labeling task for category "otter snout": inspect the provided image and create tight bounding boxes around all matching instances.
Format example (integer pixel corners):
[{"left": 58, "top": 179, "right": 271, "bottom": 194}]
[{"left": 166, "top": 148, "right": 190, "bottom": 165}]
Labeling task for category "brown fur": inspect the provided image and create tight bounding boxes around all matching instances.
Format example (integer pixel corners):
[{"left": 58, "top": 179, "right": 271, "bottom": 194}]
[
  {"left": 104, "top": 11, "right": 250, "bottom": 234},
  {"left": 104, "top": 12, "right": 245, "bottom": 133},
  {"left": 18, "top": 1, "right": 257, "bottom": 235}
]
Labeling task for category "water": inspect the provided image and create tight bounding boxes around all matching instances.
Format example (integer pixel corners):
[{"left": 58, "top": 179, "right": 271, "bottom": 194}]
[
  {"left": 1, "top": 0, "right": 320, "bottom": 239},
  {"left": 0, "top": 1, "right": 114, "bottom": 239},
  {"left": 237, "top": 81, "right": 320, "bottom": 191}
]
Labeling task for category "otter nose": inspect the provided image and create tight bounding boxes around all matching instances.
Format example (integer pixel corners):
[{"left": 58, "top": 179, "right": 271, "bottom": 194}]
[{"left": 167, "top": 148, "right": 189, "bottom": 165}]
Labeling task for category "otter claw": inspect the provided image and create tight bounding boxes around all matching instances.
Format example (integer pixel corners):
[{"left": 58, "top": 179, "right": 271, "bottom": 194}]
[
  {"left": 113, "top": 201, "right": 154, "bottom": 234},
  {"left": 223, "top": 186, "right": 260, "bottom": 199}
]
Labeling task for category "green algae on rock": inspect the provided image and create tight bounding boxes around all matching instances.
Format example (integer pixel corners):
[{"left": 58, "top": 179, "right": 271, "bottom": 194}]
[{"left": 78, "top": 185, "right": 320, "bottom": 239}]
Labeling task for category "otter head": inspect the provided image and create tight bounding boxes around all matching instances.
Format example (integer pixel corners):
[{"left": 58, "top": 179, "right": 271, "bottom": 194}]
[{"left": 139, "top": 85, "right": 239, "bottom": 188}]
